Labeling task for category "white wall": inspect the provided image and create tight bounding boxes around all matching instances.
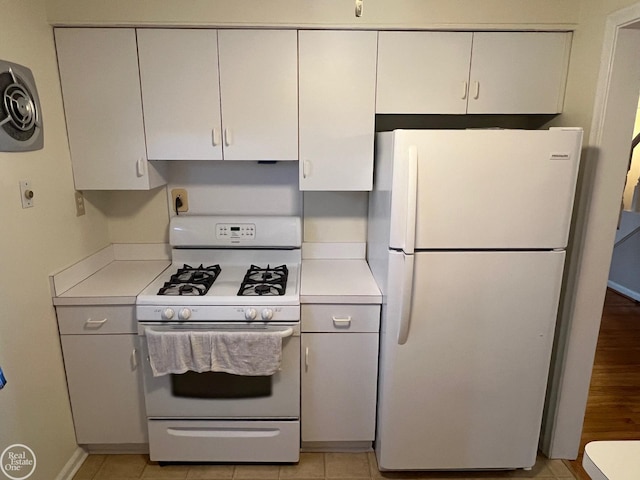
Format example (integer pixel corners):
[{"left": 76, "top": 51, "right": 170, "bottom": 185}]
[
  {"left": 45, "top": 0, "right": 580, "bottom": 29},
  {"left": 0, "top": 1, "right": 110, "bottom": 479},
  {"left": 87, "top": 188, "right": 170, "bottom": 244}
]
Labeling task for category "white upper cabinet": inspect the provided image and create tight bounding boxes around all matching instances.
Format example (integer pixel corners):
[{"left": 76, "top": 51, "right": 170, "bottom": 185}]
[
  {"left": 299, "top": 30, "right": 378, "bottom": 191},
  {"left": 376, "top": 31, "right": 571, "bottom": 115},
  {"left": 138, "top": 29, "right": 297, "bottom": 162},
  {"left": 55, "top": 28, "right": 165, "bottom": 190},
  {"left": 218, "top": 30, "right": 298, "bottom": 161},
  {"left": 138, "top": 29, "right": 223, "bottom": 161},
  {"left": 377, "top": 32, "right": 473, "bottom": 114},
  {"left": 467, "top": 32, "right": 571, "bottom": 114}
]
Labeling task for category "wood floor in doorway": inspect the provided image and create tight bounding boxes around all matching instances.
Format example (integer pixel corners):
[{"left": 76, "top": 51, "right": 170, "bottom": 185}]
[{"left": 567, "top": 288, "right": 640, "bottom": 479}]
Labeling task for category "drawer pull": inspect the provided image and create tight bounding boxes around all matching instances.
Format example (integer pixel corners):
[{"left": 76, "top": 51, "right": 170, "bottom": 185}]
[
  {"left": 85, "top": 318, "right": 108, "bottom": 327},
  {"left": 332, "top": 316, "right": 352, "bottom": 328}
]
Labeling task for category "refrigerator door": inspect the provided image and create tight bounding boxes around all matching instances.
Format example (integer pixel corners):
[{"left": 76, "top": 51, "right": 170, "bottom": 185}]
[
  {"left": 376, "top": 250, "right": 565, "bottom": 470},
  {"left": 388, "top": 129, "right": 582, "bottom": 251}
]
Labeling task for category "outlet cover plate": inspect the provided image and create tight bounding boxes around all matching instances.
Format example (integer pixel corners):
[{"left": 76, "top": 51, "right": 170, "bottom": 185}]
[
  {"left": 171, "top": 188, "right": 189, "bottom": 213},
  {"left": 75, "top": 191, "right": 85, "bottom": 216}
]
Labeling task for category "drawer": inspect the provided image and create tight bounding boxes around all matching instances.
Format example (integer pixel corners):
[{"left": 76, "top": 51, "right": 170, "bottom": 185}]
[
  {"left": 302, "top": 304, "right": 380, "bottom": 333},
  {"left": 148, "top": 419, "right": 300, "bottom": 462},
  {"left": 57, "top": 305, "right": 136, "bottom": 334}
]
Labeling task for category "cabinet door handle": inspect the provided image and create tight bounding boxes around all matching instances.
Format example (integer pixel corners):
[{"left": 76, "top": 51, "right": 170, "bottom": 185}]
[
  {"left": 304, "top": 347, "right": 310, "bottom": 371},
  {"left": 224, "top": 128, "right": 233, "bottom": 146},
  {"left": 303, "top": 160, "right": 311, "bottom": 179},
  {"left": 332, "top": 316, "right": 352, "bottom": 328},
  {"left": 472, "top": 81, "right": 480, "bottom": 100},
  {"left": 131, "top": 348, "right": 138, "bottom": 370},
  {"left": 461, "top": 80, "right": 468, "bottom": 100},
  {"left": 136, "top": 157, "right": 146, "bottom": 177},
  {"left": 85, "top": 318, "right": 107, "bottom": 327},
  {"left": 212, "top": 128, "right": 221, "bottom": 146}
]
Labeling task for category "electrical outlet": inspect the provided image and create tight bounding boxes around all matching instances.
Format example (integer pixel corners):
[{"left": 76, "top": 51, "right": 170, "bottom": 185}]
[
  {"left": 19, "top": 180, "right": 34, "bottom": 208},
  {"left": 75, "top": 191, "right": 86, "bottom": 216},
  {"left": 171, "top": 188, "right": 189, "bottom": 214}
]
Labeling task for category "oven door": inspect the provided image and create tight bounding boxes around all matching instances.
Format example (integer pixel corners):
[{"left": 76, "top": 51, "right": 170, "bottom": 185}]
[{"left": 139, "top": 323, "right": 300, "bottom": 419}]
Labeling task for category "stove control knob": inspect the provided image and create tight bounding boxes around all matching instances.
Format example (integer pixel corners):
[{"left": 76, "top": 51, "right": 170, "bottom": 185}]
[
  {"left": 261, "top": 308, "right": 274, "bottom": 321},
  {"left": 179, "top": 308, "right": 192, "bottom": 320},
  {"left": 244, "top": 308, "right": 257, "bottom": 321},
  {"left": 162, "top": 308, "right": 175, "bottom": 320}
]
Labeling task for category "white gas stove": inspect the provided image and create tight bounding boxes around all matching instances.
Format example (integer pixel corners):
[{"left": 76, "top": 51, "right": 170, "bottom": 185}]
[{"left": 136, "top": 215, "right": 302, "bottom": 463}]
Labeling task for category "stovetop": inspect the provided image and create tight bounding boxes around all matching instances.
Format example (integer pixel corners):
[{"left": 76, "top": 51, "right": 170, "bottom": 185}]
[
  {"left": 138, "top": 260, "right": 300, "bottom": 307},
  {"left": 136, "top": 215, "right": 302, "bottom": 322}
]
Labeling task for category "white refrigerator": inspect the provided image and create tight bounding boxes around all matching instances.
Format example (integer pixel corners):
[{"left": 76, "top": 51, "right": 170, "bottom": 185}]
[{"left": 367, "top": 128, "right": 582, "bottom": 471}]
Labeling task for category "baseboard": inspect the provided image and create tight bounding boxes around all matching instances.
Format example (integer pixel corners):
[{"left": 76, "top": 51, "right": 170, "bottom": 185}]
[
  {"left": 301, "top": 441, "right": 373, "bottom": 452},
  {"left": 607, "top": 280, "right": 640, "bottom": 302},
  {"left": 85, "top": 444, "right": 149, "bottom": 454},
  {"left": 55, "top": 447, "right": 87, "bottom": 480}
]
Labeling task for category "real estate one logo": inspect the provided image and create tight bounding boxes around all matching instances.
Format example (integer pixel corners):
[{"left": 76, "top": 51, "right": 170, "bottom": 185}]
[{"left": 1, "top": 444, "right": 36, "bottom": 480}]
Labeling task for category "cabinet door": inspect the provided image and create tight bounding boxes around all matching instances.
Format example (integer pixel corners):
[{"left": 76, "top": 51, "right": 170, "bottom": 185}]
[
  {"left": 218, "top": 30, "right": 298, "bottom": 161},
  {"left": 376, "top": 32, "right": 473, "bottom": 114},
  {"left": 301, "top": 333, "right": 378, "bottom": 442},
  {"left": 467, "top": 32, "right": 571, "bottom": 114},
  {"left": 299, "top": 31, "right": 378, "bottom": 191},
  {"left": 55, "top": 28, "right": 165, "bottom": 190},
  {"left": 60, "top": 334, "right": 147, "bottom": 444},
  {"left": 138, "top": 29, "right": 223, "bottom": 160}
]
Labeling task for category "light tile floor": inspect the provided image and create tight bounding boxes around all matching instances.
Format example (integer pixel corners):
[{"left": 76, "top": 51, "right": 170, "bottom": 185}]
[{"left": 72, "top": 452, "right": 579, "bottom": 480}]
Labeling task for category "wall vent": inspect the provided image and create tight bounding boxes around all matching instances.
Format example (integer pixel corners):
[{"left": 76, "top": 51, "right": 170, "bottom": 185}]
[{"left": 0, "top": 60, "right": 43, "bottom": 152}]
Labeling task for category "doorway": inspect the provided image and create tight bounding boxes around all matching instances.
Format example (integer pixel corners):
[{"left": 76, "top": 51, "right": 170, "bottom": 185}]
[{"left": 542, "top": 2, "right": 640, "bottom": 462}]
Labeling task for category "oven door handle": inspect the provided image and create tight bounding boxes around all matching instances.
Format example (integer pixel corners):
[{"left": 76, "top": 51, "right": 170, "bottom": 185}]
[
  {"left": 140, "top": 326, "right": 296, "bottom": 338},
  {"left": 275, "top": 327, "right": 293, "bottom": 338}
]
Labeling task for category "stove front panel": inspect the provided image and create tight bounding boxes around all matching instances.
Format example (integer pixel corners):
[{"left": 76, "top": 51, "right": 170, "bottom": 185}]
[{"left": 136, "top": 305, "right": 300, "bottom": 321}]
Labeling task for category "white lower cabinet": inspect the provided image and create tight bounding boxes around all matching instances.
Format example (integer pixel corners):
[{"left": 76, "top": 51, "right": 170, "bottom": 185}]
[
  {"left": 301, "top": 305, "right": 380, "bottom": 443},
  {"left": 57, "top": 306, "right": 147, "bottom": 445}
]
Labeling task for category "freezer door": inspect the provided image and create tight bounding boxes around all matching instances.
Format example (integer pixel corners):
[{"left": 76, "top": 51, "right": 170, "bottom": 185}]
[
  {"left": 376, "top": 250, "right": 565, "bottom": 470},
  {"left": 388, "top": 129, "right": 582, "bottom": 250}
]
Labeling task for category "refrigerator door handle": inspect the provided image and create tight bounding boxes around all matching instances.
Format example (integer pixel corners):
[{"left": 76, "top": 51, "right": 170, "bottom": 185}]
[
  {"left": 397, "top": 254, "right": 415, "bottom": 345},
  {"left": 405, "top": 146, "right": 418, "bottom": 254}
]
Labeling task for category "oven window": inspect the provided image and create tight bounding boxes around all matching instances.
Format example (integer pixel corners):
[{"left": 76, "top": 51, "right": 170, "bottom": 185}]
[{"left": 171, "top": 371, "right": 272, "bottom": 399}]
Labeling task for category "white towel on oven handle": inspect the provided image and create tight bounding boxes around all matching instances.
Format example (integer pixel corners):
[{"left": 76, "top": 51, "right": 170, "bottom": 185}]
[
  {"left": 145, "top": 328, "right": 290, "bottom": 377},
  {"left": 210, "top": 330, "right": 284, "bottom": 377},
  {"left": 146, "top": 329, "right": 212, "bottom": 376}
]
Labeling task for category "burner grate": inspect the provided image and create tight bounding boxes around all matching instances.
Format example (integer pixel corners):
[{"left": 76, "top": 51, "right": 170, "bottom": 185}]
[
  {"left": 157, "top": 264, "right": 221, "bottom": 296},
  {"left": 238, "top": 264, "right": 288, "bottom": 296}
]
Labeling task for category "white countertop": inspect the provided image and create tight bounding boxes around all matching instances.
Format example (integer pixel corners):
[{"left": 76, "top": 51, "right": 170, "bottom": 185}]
[
  {"left": 583, "top": 440, "right": 640, "bottom": 480},
  {"left": 53, "top": 260, "right": 170, "bottom": 306},
  {"left": 301, "top": 259, "right": 381, "bottom": 304}
]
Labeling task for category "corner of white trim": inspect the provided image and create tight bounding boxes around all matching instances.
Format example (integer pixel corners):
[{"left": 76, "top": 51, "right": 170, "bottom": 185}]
[{"left": 54, "top": 447, "right": 88, "bottom": 480}]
